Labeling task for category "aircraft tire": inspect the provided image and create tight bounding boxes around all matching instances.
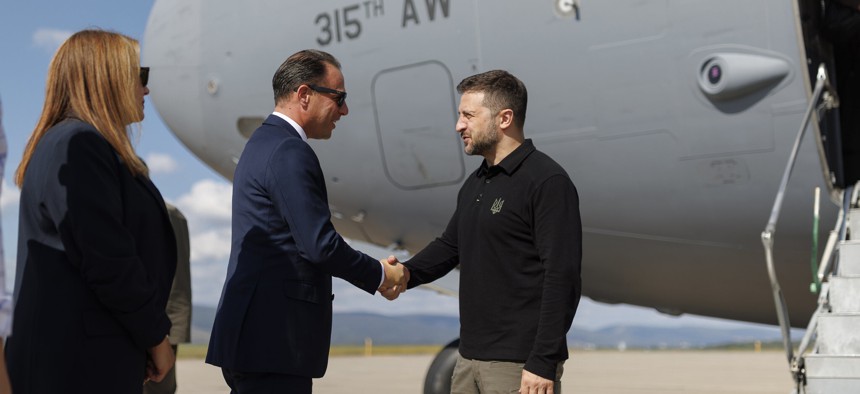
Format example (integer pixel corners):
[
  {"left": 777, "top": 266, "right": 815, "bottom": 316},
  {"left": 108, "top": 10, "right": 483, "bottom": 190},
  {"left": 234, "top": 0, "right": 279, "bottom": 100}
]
[{"left": 423, "top": 339, "right": 460, "bottom": 394}]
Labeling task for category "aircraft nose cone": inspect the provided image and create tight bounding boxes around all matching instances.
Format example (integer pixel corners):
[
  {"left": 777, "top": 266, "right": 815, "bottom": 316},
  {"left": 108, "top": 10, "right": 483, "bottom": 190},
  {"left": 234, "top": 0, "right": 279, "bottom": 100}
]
[
  {"left": 142, "top": 0, "right": 205, "bottom": 152},
  {"left": 143, "top": 0, "right": 239, "bottom": 179}
]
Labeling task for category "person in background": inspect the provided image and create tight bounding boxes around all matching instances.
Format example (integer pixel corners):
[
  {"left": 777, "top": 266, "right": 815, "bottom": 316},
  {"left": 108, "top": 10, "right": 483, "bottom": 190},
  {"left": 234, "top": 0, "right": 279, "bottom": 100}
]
[
  {"left": 0, "top": 95, "right": 13, "bottom": 394},
  {"left": 6, "top": 29, "right": 175, "bottom": 393},
  {"left": 144, "top": 203, "right": 192, "bottom": 394}
]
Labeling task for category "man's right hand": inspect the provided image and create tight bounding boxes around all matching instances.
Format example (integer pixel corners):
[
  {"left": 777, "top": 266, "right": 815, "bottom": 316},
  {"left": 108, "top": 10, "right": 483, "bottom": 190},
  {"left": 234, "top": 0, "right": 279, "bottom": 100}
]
[{"left": 379, "top": 255, "right": 409, "bottom": 300}]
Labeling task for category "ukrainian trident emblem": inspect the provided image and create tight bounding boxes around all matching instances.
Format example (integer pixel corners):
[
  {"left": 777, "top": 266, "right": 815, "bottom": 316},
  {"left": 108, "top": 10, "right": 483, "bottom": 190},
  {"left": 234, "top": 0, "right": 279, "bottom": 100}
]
[{"left": 490, "top": 198, "right": 504, "bottom": 214}]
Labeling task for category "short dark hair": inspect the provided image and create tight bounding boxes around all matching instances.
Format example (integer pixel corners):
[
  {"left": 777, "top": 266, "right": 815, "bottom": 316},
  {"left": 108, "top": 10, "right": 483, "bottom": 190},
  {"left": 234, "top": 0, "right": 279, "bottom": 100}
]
[
  {"left": 272, "top": 49, "right": 341, "bottom": 104},
  {"left": 456, "top": 70, "right": 527, "bottom": 129}
]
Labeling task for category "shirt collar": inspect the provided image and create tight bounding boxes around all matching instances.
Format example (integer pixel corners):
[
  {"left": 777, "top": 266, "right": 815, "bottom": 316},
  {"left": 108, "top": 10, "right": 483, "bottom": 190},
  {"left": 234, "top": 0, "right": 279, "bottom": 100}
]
[
  {"left": 272, "top": 111, "right": 308, "bottom": 142},
  {"left": 476, "top": 139, "right": 536, "bottom": 178}
]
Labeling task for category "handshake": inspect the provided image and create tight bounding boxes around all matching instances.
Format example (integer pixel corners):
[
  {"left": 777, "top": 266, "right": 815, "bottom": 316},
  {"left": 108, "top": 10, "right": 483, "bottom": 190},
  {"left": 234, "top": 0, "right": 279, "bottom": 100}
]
[{"left": 378, "top": 255, "right": 409, "bottom": 301}]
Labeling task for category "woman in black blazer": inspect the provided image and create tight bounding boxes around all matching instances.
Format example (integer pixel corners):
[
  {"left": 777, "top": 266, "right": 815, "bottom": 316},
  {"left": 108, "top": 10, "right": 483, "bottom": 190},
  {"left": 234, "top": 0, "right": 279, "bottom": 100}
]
[{"left": 6, "top": 29, "right": 176, "bottom": 393}]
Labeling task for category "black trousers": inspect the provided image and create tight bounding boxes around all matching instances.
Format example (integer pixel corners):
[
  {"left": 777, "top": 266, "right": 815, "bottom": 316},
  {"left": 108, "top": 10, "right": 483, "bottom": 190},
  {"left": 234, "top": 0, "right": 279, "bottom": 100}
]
[{"left": 222, "top": 368, "right": 312, "bottom": 394}]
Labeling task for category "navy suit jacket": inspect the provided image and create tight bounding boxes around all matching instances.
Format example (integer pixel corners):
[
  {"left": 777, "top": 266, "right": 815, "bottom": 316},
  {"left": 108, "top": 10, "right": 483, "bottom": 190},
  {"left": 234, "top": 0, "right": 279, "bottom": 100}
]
[
  {"left": 7, "top": 120, "right": 176, "bottom": 393},
  {"left": 206, "top": 114, "right": 382, "bottom": 377}
]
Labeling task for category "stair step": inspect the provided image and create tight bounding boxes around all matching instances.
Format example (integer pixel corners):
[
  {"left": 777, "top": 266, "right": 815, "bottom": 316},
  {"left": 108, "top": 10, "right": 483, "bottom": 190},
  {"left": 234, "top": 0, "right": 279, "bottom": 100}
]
[
  {"left": 816, "top": 314, "right": 860, "bottom": 354},
  {"left": 828, "top": 276, "right": 860, "bottom": 313},
  {"left": 838, "top": 241, "right": 860, "bottom": 276},
  {"left": 804, "top": 355, "right": 860, "bottom": 393},
  {"left": 804, "top": 378, "right": 860, "bottom": 394},
  {"left": 805, "top": 354, "right": 860, "bottom": 378}
]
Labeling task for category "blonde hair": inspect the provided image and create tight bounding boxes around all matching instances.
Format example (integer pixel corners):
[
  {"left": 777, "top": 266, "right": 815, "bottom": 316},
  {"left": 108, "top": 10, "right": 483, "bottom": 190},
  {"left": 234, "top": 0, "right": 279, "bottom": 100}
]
[{"left": 15, "top": 29, "right": 147, "bottom": 186}]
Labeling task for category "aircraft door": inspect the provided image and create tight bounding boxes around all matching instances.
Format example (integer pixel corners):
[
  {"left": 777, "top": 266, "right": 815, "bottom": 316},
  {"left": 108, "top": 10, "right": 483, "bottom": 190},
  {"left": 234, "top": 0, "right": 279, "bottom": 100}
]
[{"left": 371, "top": 61, "right": 465, "bottom": 190}]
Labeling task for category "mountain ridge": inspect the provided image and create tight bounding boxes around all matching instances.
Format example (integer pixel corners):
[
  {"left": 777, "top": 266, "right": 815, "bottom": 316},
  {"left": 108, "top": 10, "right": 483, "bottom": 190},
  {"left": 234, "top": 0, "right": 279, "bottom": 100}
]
[{"left": 190, "top": 305, "right": 794, "bottom": 349}]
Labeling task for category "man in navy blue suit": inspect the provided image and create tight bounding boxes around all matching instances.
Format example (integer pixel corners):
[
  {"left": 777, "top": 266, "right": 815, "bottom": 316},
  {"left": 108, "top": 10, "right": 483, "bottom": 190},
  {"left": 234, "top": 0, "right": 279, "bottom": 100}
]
[{"left": 206, "top": 50, "right": 409, "bottom": 393}]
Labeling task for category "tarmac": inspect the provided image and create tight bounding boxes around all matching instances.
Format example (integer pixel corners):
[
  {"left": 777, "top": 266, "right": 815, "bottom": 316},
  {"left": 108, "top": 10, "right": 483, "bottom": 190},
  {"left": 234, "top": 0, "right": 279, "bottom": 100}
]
[{"left": 174, "top": 350, "right": 795, "bottom": 393}]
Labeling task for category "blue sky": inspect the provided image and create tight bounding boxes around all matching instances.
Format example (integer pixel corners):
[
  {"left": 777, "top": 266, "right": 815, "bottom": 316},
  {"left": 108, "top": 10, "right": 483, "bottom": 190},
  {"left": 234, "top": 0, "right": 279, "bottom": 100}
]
[{"left": 0, "top": 1, "right": 785, "bottom": 332}]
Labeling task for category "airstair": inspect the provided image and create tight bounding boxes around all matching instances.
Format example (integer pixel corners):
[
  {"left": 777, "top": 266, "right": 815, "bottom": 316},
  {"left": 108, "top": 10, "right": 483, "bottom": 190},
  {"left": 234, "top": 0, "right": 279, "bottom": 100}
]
[
  {"left": 796, "top": 193, "right": 860, "bottom": 393},
  {"left": 760, "top": 63, "right": 860, "bottom": 393}
]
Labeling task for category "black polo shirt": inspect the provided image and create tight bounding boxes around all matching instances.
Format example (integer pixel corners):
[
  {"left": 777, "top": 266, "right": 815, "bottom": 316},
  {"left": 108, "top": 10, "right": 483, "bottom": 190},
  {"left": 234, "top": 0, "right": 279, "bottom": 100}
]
[{"left": 405, "top": 139, "right": 582, "bottom": 380}]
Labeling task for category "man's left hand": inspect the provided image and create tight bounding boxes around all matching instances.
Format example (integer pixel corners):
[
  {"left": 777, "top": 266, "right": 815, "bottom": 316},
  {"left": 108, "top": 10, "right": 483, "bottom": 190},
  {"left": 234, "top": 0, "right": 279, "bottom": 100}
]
[{"left": 520, "top": 369, "right": 554, "bottom": 394}]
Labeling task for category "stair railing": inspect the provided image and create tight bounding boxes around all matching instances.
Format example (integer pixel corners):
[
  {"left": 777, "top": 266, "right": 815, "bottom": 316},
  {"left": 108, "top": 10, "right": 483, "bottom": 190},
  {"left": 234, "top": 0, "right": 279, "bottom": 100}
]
[
  {"left": 816, "top": 185, "right": 854, "bottom": 284},
  {"left": 816, "top": 209, "right": 845, "bottom": 285},
  {"left": 760, "top": 64, "right": 838, "bottom": 381}
]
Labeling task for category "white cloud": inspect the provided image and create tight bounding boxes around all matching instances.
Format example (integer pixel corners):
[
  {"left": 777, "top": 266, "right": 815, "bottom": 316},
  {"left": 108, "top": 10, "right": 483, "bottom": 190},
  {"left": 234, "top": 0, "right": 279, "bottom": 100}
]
[
  {"left": 144, "top": 152, "right": 178, "bottom": 174},
  {"left": 172, "top": 179, "right": 233, "bottom": 306},
  {"left": 175, "top": 179, "right": 232, "bottom": 223},
  {"left": 189, "top": 228, "right": 232, "bottom": 262},
  {"left": 0, "top": 179, "right": 19, "bottom": 211},
  {"left": 32, "top": 28, "right": 72, "bottom": 53},
  {"left": 190, "top": 252, "right": 229, "bottom": 308}
]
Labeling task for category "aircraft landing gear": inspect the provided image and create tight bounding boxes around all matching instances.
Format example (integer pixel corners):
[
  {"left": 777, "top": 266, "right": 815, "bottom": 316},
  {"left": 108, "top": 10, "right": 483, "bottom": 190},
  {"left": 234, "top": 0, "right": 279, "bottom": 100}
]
[{"left": 423, "top": 339, "right": 459, "bottom": 394}]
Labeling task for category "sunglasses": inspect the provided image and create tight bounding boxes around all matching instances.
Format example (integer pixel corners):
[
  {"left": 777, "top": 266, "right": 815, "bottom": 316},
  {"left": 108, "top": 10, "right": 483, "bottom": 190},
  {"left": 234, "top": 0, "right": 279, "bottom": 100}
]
[
  {"left": 308, "top": 84, "right": 347, "bottom": 107},
  {"left": 140, "top": 67, "right": 150, "bottom": 87}
]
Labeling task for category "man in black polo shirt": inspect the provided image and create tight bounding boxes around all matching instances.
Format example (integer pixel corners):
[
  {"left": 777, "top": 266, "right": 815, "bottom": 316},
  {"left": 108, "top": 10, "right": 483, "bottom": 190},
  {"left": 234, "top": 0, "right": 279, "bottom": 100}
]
[{"left": 403, "top": 70, "right": 581, "bottom": 394}]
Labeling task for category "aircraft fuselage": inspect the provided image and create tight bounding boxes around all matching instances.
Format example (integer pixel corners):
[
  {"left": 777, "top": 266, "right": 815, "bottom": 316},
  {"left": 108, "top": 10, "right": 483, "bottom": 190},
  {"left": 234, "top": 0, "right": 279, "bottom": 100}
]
[{"left": 144, "top": 0, "right": 838, "bottom": 326}]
